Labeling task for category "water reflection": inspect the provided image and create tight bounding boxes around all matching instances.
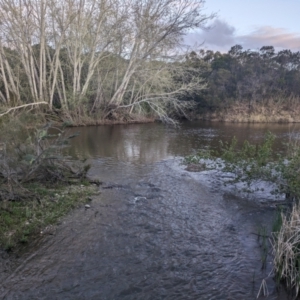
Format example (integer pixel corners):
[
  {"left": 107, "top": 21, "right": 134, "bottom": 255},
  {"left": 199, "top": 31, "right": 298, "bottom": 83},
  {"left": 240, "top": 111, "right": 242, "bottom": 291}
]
[
  {"left": 67, "top": 123, "right": 171, "bottom": 163},
  {"left": 67, "top": 121, "right": 300, "bottom": 163}
]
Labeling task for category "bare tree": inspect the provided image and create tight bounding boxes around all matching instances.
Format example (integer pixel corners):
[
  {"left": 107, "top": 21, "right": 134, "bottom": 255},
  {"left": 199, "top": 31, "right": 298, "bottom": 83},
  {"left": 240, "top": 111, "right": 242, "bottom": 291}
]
[
  {"left": 108, "top": 0, "right": 211, "bottom": 106},
  {"left": 0, "top": 0, "right": 213, "bottom": 122}
]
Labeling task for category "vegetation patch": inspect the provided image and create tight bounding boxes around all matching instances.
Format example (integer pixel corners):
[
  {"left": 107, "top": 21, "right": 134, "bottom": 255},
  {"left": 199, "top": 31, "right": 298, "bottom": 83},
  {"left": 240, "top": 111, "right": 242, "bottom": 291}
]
[
  {"left": 184, "top": 132, "right": 300, "bottom": 200},
  {"left": 0, "top": 116, "right": 98, "bottom": 251},
  {"left": 0, "top": 182, "right": 97, "bottom": 252},
  {"left": 271, "top": 204, "right": 300, "bottom": 297},
  {"left": 206, "top": 97, "right": 300, "bottom": 123},
  {"left": 189, "top": 46, "right": 300, "bottom": 122}
]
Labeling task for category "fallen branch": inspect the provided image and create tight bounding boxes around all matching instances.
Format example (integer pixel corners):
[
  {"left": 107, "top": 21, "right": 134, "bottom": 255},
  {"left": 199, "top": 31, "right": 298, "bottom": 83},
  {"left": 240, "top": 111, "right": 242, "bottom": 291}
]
[{"left": 0, "top": 102, "right": 49, "bottom": 117}]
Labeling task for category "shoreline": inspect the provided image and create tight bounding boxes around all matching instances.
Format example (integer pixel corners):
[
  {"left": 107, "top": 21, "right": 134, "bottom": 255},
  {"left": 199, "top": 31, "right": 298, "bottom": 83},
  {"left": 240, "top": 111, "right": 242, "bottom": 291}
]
[
  {"left": 0, "top": 182, "right": 99, "bottom": 253},
  {"left": 195, "top": 102, "right": 300, "bottom": 123}
]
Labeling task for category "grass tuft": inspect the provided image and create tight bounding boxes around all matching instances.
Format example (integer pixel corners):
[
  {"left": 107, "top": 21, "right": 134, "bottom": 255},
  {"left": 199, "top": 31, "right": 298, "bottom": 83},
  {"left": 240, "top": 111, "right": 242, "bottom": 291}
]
[{"left": 271, "top": 204, "right": 300, "bottom": 297}]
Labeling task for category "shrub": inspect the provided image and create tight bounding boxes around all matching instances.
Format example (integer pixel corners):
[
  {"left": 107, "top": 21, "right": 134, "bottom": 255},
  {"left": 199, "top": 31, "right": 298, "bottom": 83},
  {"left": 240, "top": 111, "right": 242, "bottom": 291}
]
[{"left": 0, "top": 118, "right": 89, "bottom": 201}]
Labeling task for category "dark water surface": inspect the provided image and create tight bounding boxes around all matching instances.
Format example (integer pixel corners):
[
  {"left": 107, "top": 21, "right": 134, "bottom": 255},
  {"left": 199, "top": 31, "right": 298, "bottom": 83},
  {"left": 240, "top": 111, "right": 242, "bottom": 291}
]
[{"left": 2, "top": 121, "right": 300, "bottom": 299}]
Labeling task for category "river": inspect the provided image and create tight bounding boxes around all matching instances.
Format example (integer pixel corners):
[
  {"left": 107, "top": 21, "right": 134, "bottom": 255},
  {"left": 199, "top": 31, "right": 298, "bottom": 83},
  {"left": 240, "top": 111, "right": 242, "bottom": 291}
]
[{"left": 1, "top": 121, "right": 300, "bottom": 299}]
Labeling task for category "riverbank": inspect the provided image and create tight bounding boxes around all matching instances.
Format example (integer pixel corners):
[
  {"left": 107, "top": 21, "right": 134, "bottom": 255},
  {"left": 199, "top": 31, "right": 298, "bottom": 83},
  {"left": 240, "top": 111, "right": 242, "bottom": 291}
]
[
  {"left": 196, "top": 100, "right": 300, "bottom": 123},
  {"left": 56, "top": 111, "right": 157, "bottom": 127},
  {"left": 3, "top": 102, "right": 300, "bottom": 129},
  {"left": 0, "top": 181, "right": 99, "bottom": 252},
  {"left": 0, "top": 106, "right": 157, "bottom": 129},
  {"left": 0, "top": 115, "right": 102, "bottom": 252},
  {"left": 199, "top": 111, "right": 300, "bottom": 123}
]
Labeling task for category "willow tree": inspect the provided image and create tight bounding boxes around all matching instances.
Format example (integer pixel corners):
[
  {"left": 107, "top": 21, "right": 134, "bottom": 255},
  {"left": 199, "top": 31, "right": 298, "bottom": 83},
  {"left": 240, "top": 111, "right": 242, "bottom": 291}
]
[{"left": 0, "top": 0, "right": 213, "bottom": 122}]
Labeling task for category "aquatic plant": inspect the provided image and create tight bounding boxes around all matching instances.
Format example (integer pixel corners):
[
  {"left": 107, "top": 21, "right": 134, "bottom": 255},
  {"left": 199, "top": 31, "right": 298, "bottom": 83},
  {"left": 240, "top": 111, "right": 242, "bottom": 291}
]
[{"left": 184, "top": 131, "right": 300, "bottom": 201}]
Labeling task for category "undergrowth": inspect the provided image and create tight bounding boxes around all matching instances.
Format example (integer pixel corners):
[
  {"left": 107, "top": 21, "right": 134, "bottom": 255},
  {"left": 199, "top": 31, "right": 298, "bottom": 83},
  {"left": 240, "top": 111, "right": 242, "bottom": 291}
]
[{"left": 0, "top": 115, "right": 98, "bottom": 251}]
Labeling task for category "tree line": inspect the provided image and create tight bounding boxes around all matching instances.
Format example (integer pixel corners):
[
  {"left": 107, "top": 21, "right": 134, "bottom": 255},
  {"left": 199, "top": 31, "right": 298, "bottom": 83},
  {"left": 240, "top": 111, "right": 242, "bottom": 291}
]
[{"left": 186, "top": 45, "right": 300, "bottom": 114}]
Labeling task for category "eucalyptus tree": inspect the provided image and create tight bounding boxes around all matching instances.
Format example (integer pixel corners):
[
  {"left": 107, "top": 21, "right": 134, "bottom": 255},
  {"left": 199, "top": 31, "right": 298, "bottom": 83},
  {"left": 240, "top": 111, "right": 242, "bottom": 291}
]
[{"left": 194, "top": 45, "right": 300, "bottom": 113}]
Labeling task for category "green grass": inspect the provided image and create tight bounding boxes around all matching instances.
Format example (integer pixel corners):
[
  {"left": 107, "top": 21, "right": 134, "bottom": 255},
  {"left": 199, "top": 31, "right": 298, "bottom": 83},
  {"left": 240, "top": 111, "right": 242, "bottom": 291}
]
[{"left": 0, "top": 182, "right": 98, "bottom": 251}]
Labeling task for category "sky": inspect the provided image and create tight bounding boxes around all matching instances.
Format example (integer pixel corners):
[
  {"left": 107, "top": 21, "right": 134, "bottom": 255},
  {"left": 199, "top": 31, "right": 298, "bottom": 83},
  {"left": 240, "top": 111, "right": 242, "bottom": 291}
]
[{"left": 185, "top": 0, "right": 300, "bottom": 53}]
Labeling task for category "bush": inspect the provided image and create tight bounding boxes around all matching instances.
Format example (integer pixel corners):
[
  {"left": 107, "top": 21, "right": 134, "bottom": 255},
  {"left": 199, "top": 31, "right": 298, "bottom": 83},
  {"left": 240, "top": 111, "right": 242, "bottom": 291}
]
[
  {"left": 0, "top": 118, "right": 89, "bottom": 201},
  {"left": 0, "top": 116, "right": 94, "bottom": 250}
]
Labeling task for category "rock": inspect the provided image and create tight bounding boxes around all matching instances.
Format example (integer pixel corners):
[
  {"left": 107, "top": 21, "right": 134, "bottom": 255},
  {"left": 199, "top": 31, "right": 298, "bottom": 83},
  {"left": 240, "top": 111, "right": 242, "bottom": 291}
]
[{"left": 85, "top": 204, "right": 91, "bottom": 209}]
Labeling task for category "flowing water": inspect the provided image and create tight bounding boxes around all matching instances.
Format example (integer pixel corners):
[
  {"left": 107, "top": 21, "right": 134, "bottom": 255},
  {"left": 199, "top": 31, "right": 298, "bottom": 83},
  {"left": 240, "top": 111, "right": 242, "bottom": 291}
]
[{"left": 2, "top": 121, "right": 300, "bottom": 300}]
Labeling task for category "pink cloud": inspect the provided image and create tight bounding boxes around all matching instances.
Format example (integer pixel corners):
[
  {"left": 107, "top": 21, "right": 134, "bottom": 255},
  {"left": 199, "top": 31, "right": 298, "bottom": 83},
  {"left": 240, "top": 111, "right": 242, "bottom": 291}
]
[
  {"left": 184, "top": 19, "right": 300, "bottom": 52},
  {"left": 239, "top": 26, "right": 300, "bottom": 51}
]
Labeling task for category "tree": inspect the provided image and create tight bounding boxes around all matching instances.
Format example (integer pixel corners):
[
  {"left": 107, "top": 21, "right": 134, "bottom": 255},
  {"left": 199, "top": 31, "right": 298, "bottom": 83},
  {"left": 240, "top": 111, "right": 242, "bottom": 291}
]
[
  {"left": 0, "top": 0, "right": 213, "bottom": 122},
  {"left": 190, "top": 44, "right": 300, "bottom": 115}
]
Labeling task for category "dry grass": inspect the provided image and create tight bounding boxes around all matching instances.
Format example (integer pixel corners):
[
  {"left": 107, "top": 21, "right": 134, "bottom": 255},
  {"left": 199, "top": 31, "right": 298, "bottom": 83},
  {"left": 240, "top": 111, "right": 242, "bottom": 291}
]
[
  {"left": 200, "top": 96, "right": 300, "bottom": 123},
  {"left": 271, "top": 204, "right": 300, "bottom": 297}
]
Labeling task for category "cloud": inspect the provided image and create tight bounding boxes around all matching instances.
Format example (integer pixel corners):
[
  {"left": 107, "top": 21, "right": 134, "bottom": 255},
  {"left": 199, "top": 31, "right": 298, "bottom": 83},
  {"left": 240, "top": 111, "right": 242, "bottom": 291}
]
[
  {"left": 239, "top": 26, "right": 300, "bottom": 51},
  {"left": 184, "top": 19, "right": 236, "bottom": 52},
  {"left": 185, "top": 19, "right": 300, "bottom": 53}
]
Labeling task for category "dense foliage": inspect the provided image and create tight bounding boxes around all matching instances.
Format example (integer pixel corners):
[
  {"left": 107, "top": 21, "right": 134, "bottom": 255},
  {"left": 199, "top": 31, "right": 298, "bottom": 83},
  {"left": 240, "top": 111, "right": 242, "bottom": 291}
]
[{"left": 185, "top": 45, "right": 300, "bottom": 114}]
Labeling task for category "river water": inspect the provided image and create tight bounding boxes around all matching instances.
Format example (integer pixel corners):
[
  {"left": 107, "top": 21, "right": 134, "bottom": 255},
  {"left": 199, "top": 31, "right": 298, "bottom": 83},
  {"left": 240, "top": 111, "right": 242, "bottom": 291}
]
[{"left": 1, "top": 121, "right": 300, "bottom": 300}]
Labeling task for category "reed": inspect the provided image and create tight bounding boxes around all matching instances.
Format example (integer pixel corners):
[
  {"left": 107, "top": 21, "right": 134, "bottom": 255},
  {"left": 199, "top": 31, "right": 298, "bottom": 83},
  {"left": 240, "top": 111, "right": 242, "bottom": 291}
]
[
  {"left": 205, "top": 95, "right": 300, "bottom": 123},
  {"left": 271, "top": 204, "right": 300, "bottom": 297}
]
